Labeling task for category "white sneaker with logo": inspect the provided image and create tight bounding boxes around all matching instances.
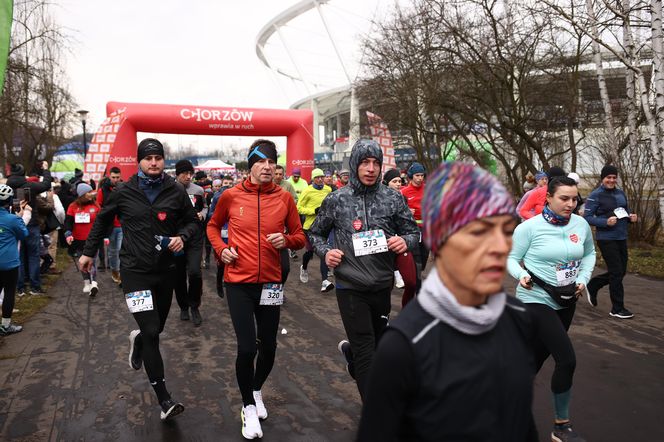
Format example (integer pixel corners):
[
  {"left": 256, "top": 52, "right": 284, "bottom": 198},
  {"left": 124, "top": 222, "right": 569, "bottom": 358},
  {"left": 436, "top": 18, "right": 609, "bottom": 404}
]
[
  {"left": 253, "top": 390, "right": 268, "bottom": 419},
  {"left": 241, "top": 405, "right": 263, "bottom": 439},
  {"left": 299, "top": 265, "right": 309, "bottom": 283},
  {"left": 89, "top": 281, "right": 99, "bottom": 297},
  {"left": 83, "top": 281, "right": 91, "bottom": 295},
  {"left": 394, "top": 271, "right": 405, "bottom": 289},
  {"left": 321, "top": 279, "right": 334, "bottom": 292}
]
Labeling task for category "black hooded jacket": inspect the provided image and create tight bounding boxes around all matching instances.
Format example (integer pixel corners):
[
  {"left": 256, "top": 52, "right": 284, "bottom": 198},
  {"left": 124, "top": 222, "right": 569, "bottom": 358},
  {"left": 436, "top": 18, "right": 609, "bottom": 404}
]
[{"left": 309, "top": 140, "right": 419, "bottom": 291}]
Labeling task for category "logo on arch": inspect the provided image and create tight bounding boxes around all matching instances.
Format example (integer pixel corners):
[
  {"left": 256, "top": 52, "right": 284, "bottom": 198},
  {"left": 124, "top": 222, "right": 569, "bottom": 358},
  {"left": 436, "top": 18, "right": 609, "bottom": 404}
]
[
  {"left": 157, "top": 212, "right": 167, "bottom": 221},
  {"left": 569, "top": 233, "right": 578, "bottom": 243}
]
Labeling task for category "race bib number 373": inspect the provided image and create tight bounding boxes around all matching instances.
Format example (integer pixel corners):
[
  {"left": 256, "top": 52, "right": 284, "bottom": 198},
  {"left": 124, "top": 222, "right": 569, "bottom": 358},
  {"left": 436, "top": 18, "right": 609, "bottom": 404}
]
[
  {"left": 352, "top": 229, "right": 388, "bottom": 257},
  {"left": 125, "top": 290, "right": 154, "bottom": 313}
]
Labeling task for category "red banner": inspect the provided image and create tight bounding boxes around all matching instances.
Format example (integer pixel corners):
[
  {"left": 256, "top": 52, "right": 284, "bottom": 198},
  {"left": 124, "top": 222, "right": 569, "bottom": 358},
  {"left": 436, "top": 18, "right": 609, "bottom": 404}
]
[{"left": 366, "top": 111, "right": 396, "bottom": 173}]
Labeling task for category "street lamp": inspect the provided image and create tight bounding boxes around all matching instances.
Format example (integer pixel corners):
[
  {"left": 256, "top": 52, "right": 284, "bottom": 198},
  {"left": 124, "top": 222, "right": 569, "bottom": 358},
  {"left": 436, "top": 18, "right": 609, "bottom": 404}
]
[{"left": 77, "top": 109, "right": 89, "bottom": 159}]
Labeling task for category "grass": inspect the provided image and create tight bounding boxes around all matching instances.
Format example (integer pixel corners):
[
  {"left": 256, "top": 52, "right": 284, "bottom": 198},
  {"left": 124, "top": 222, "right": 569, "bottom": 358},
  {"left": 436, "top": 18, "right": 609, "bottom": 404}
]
[
  {"left": 10, "top": 247, "right": 71, "bottom": 325},
  {"left": 596, "top": 242, "right": 664, "bottom": 279}
]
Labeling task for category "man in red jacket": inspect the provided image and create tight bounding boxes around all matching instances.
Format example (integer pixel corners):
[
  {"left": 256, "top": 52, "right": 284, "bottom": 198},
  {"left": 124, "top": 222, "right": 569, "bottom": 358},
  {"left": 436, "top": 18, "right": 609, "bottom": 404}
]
[{"left": 401, "top": 162, "right": 428, "bottom": 273}]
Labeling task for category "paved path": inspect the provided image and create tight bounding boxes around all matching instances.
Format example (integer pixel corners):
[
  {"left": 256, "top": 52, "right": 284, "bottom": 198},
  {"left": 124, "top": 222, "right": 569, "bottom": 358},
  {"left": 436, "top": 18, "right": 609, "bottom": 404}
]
[{"left": 1, "top": 258, "right": 663, "bottom": 441}]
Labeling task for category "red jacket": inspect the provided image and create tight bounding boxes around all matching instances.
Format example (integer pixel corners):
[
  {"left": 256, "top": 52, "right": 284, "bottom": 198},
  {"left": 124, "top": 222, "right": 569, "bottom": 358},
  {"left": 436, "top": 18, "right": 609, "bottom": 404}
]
[
  {"left": 401, "top": 183, "right": 425, "bottom": 227},
  {"left": 207, "top": 179, "right": 305, "bottom": 284},
  {"left": 519, "top": 186, "right": 546, "bottom": 220}
]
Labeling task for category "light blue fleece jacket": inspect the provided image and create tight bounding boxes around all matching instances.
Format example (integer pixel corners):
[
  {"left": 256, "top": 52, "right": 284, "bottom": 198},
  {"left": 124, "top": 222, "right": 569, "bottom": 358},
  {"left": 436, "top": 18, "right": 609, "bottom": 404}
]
[{"left": 508, "top": 213, "right": 596, "bottom": 310}]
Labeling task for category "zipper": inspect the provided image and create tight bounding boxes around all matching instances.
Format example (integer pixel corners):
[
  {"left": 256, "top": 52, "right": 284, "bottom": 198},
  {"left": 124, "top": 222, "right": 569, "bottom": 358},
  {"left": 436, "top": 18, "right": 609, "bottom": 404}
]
[
  {"left": 362, "top": 192, "right": 369, "bottom": 231},
  {"left": 257, "top": 186, "right": 261, "bottom": 283}
]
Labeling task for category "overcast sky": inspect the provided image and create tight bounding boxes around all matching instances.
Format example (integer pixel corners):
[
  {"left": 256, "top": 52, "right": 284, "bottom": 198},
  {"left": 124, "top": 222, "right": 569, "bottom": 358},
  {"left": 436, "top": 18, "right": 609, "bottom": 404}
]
[{"left": 53, "top": 0, "right": 396, "bottom": 153}]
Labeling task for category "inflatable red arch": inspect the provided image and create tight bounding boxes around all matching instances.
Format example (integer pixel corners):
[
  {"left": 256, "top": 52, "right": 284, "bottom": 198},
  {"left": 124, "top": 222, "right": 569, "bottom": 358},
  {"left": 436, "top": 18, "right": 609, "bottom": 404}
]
[{"left": 84, "top": 101, "right": 314, "bottom": 182}]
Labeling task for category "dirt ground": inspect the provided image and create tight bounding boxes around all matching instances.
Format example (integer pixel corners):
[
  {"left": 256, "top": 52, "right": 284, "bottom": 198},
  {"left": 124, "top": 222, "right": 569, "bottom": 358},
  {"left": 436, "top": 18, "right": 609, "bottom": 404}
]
[{"left": 0, "top": 257, "right": 662, "bottom": 441}]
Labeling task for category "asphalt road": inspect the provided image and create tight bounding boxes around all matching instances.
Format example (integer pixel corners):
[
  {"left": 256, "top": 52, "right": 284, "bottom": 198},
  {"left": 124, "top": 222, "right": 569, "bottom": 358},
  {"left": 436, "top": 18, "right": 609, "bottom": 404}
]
[{"left": 0, "top": 256, "right": 662, "bottom": 441}]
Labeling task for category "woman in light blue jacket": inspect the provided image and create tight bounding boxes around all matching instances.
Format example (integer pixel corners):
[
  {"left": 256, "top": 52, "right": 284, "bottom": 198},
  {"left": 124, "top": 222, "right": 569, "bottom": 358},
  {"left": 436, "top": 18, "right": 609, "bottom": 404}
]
[{"left": 508, "top": 176, "right": 596, "bottom": 442}]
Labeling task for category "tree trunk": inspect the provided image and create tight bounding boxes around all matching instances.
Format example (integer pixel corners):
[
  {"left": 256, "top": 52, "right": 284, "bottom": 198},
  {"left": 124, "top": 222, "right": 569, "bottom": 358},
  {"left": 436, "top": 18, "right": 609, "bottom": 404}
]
[{"left": 651, "top": 0, "right": 664, "bottom": 230}]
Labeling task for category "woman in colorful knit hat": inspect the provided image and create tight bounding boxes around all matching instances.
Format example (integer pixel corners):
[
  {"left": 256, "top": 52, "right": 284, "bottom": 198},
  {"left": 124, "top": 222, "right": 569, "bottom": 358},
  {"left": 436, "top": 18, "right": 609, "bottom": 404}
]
[{"left": 358, "top": 162, "right": 538, "bottom": 441}]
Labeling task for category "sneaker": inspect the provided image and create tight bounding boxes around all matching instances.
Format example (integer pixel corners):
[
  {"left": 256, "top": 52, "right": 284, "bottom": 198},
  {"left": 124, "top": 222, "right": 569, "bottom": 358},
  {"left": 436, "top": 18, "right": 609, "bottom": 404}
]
[
  {"left": 160, "top": 398, "right": 184, "bottom": 421},
  {"left": 253, "top": 390, "right": 268, "bottom": 419},
  {"left": 128, "top": 330, "right": 142, "bottom": 370},
  {"left": 338, "top": 340, "right": 355, "bottom": 379},
  {"left": 180, "top": 309, "right": 190, "bottom": 321},
  {"left": 83, "top": 281, "right": 91, "bottom": 295},
  {"left": 0, "top": 324, "right": 23, "bottom": 336},
  {"left": 89, "top": 281, "right": 99, "bottom": 297},
  {"left": 241, "top": 404, "right": 263, "bottom": 439},
  {"left": 17, "top": 290, "right": 26, "bottom": 298},
  {"left": 551, "top": 422, "right": 586, "bottom": 442},
  {"left": 609, "top": 308, "right": 634, "bottom": 319},
  {"left": 585, "top": 286, "right": 597, "bottom": 307},
  {"left": 191, "top": 308, "right": 202, "bottom": 327},
  {"left": 394, "top": 271, "right": 405, "bottom": 289},
  {"left": 29, "top": 288, "right": 46, "bottom": 296},
  {"left": 289, "top": 249, "right": 298, "bottom": 260},
  {"left": 111, "top": 270, "right": 122, "bottom": 284},
  {"left": 299, "top": 265, "right": 309, "bottom": 283},
  {"left": 321, "top": 279, "right": 334, "bottom": 292}
]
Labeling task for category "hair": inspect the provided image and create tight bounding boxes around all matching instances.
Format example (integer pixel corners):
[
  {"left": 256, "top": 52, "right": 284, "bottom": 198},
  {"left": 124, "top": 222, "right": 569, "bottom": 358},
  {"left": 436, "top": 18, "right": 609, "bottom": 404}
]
[
  {"left": 250, "top": 139, "right": 276, "bottom": 150},
  {"left": 222, "top": 175, "right": 233, "bottom": 181},
  {"left": 109, "top": 167, "right": 121, "bottom": 174},
  {"left": 547, "top": 176, "right": 577, "bottom": 196},
  {"left": 275, "top": 164, "right": 285, "bottom": 171}
]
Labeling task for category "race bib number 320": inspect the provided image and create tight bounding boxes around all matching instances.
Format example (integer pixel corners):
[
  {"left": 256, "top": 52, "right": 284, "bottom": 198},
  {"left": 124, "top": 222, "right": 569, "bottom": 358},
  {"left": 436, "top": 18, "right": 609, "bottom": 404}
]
[
  {"left": 352, "top": 229, "right": 388, "bottom": 257},
  {"left": 125, "top": 290, "right": 154, "bottom": 313},
  {"left": 260, "top": 283, "right": 284, "bottom": 306}
]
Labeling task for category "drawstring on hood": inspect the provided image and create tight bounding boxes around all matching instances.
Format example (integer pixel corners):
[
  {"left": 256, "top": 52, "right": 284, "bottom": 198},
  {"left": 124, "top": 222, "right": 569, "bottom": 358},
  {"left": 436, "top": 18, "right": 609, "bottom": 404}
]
[{"left": 348, "top": 139, "right": 383, "bottom": 193}]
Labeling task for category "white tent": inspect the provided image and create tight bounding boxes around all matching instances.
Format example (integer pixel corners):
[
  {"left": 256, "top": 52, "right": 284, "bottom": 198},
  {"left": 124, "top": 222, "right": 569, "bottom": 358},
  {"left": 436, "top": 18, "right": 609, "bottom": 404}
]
[{"left": 195, "top": 159, "right": 235, "bottom": 172}]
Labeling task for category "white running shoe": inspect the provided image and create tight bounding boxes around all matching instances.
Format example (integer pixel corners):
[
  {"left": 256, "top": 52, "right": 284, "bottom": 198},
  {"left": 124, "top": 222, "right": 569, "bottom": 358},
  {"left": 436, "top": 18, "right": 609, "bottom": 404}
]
[
  {"left": 253, "top": 390, "right": 268, "bottom": 419},
  {"left": 83, "top": 280, "right": 91, "bottom": 295},
  {"left": 394, "top": 271, "right": 405, "bottom": 289},
  {"left": 299, "top": 265, "right": 309, "bottom": 283},
  {"left": 321, "top": 279, "right": 334, "bottom": 292},
  {"left": 89, "top": 281, "right": 98, "bottom": 297},
  {"left": 241, "top": 405, "right": 263, "bottom": 439}
]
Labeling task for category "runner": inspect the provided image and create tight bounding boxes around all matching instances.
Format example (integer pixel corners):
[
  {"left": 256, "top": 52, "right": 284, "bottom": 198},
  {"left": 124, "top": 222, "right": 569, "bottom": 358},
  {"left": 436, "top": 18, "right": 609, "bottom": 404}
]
[
  {"left": 79, "top": 138, "right": 198, "bottom": 421},
  {"left": 297, "top": 168, "right": 333, "bottom": 293},
  {"left": 207, "top": 139, "right": 305, "bottom": 439},
  {"left": 518, "top": 166, "right": 566, "bottom": 220},
  {"left": 65, "top": 183, "right": 101, "bottom": 296},
  {"left": 357, "top": 162, "right": 537, "bottom": 441},
  {"left": 335, "top": 169, "right": 349, "bottom": 188},
  {"left": 308, "top": 139, "right": 419, "bottom": 400},
  {"left": 401, "top": 162, "right": 428, "bottom": 279},
  {"left": 286, "top": 167, "right": 308, "bottom": 201},
  {"left": 508, "top": 176, "right": 595, "bottom": 442},
  {"left": 208, "top": 177, "right": 234, "bottom": 298},
  {"left": 97, "top": 167, "right": 123, "bottom": 284},
  {"left": 382, "top": 168, "right": 417, "bottom": 306},
  {"left": 583, "top": 165, "right": 637, "bottom": 319},
  {"left": 0, "top": 184, "right": 29, "bottom": 335}
]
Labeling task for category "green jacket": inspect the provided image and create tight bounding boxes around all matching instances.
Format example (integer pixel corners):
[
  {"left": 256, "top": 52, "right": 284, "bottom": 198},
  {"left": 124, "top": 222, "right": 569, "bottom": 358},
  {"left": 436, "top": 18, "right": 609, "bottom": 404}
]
[{"left": 297, "top": 185, "right": 331, "bottom": 230}]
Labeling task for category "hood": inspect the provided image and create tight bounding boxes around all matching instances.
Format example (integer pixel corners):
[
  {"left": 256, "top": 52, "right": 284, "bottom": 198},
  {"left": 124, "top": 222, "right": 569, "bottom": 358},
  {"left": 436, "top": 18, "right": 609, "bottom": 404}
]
[{"left": 349, "top": 139, "right": 383, "bottom": 192}]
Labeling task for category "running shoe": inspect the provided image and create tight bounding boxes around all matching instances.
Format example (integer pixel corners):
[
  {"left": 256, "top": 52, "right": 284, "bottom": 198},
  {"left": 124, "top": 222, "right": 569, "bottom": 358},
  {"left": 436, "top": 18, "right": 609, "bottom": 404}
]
[
  {"left": 83, "top": 281, "right": 91, "bottom": 295},
  {"left": 253, "top": 390, "right": 268, "bottom": 419},
  {"left": 0, "top": 324, "right": 23, "bottom": 336},
  {"left": 180, "top": 309, "right": 190, "bottom": 321},
  {"left": 191, "top": 308, "right": 202, "bottom": 327},
  {"left": 17, "top": 290, "right": 26, "bottom": 298},
  {"left": 394, "top": 271, "right": 405, "bottom": 289},
  {"left": 89, "top": 281, "right": 98, "bottom": 297},
  {"left": 551, "top": 422, "right": 586, "bottom": 442},
  {"left": 160, "top": 398, "right": 184, "bottom": 421},
  {"left": 111, "top": 271, "right": 121, "bottom": 284},
  {"left": 289, "top": 249, "right": 298, "bottom": 260},
  {"left": 29, "top": 288, "right": 46, "bottom": 296},
  {"left": 585, "top": 286, "right": 597, "bottom": 307},
  {"left": 299, "top": 265, "right": 309, "bottom": 283},
  {"left": 609, "top": 308, "right": 634, "bottom": 319},
  {"left": 128, "top": 330, "right": 142, "bottom": 370},
  {"left": 321, "top": 279, "right": 334, "bottom": 292},
  {"left": 338, "top": 340, "right": 355, "bottom": 379},
  {"left": 241, "top": 404, "right": 263, "bottom": 439}
]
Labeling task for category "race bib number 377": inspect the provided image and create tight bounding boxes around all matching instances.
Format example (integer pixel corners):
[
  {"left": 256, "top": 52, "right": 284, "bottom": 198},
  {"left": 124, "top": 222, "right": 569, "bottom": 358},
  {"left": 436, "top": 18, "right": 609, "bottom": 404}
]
[
  {"left": 125, "top": 290, "right": 154, "bottom": 313},
  {"left": 352, "top": 229, "right": 388, "bottom": 257}
]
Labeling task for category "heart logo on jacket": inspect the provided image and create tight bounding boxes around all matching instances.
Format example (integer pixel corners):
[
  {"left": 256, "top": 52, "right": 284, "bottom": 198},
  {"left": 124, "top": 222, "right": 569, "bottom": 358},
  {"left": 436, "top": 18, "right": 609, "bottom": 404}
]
[
  {"left": 569, "top": 233, "right": 578, "bottom": 243},
  {"left": 157, "top": 212, "right": 167, "bottom": 221}
]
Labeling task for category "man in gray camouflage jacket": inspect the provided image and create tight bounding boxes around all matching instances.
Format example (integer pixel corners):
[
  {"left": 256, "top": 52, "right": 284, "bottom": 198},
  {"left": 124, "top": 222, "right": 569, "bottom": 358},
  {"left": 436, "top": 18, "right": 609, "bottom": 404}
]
[{"left": 308, "top": 139, "right": 419, "bottom": 400}]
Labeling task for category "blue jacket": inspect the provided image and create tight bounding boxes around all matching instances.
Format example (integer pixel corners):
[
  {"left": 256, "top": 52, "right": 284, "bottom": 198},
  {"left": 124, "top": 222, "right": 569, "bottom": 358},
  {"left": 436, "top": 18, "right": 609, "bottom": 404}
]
[
  {"left": 583, "top": 185, "right": 630, "bottom": 240},
  {"left": 0, "top": 207, "right": 29, "bottom": 270}
]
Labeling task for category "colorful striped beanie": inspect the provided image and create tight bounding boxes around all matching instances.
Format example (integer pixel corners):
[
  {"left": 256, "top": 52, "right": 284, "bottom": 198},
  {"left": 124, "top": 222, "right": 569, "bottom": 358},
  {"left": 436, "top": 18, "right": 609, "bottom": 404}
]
[{"left": 422, "top": 162, "right": 516, "bottom": 255}]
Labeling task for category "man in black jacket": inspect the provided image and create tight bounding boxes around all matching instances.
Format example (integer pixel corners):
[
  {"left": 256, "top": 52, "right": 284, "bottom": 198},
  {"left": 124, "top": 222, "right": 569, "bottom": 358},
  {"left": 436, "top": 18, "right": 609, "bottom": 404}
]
[
  {"left": 6, "top": 161, "right": 53, "bottom": 295},
  {"left": 79, "top": 139, "right": 198, "bottom": 421}
]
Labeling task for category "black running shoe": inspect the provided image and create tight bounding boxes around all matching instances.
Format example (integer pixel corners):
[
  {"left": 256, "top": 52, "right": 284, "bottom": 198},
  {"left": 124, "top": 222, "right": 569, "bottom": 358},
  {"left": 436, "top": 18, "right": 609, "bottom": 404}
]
[
  {"left": 180, "top": 309, "right": 190, "bottom": 321},
  {"left": 128, "top": 330, "right": 142, "bottom": 370},
  {"left": 552, "top": 422, "right": 586, "bottom": 442},
  {"left": 585, "top": 286, "right": 597, "bottom": 307},
  {"left": 191, "top": 308, "right": 202, "bottom": 327},
  {"left": 338, "top": 340, "right": 356, "bottom": 379},
  {"left": 609, "top": 308, "right": 634, "bottom": 319},
  {"left": 160, "top": 398, "right": 184, "bottom": 421}
]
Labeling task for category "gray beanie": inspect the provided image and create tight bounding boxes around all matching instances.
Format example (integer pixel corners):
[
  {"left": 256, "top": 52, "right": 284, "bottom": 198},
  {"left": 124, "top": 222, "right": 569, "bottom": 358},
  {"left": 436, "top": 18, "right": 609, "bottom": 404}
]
[{"left": 77, "top": 183, "right": 93, "bottom": 197}]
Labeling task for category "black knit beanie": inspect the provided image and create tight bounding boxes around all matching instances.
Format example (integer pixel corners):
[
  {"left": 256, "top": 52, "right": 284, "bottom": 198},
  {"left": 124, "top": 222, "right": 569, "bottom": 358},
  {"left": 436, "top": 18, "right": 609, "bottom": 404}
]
[
  {"left": 137, "top": 138, "right": 165, "bottom": 162},
  {"left": 547, "top": 166, "right": 566, "bottom": 180},
  {"left": 601, "top": 165, "right": 618, "bottom": 179},
  {"left": 383, "top": 168, "right": 401, "bottom": 185},
  {"left": 175, "top": 160, "right": 194, "bottom": 176}
]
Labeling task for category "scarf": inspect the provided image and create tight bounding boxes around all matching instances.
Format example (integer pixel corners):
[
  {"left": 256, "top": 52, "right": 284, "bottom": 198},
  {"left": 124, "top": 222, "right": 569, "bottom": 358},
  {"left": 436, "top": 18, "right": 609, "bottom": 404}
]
[
  {"left": 542, "top": 204, "right": 570, "bottom": 226},
  {"left": 417, "top": 267, "right": 506, "bottom": 335},
  {"left": 138, "top": 169, "right": 165, "bottom": 187},
  {"left": 312, "top": 183, "right": 324, "bottom": 190}
]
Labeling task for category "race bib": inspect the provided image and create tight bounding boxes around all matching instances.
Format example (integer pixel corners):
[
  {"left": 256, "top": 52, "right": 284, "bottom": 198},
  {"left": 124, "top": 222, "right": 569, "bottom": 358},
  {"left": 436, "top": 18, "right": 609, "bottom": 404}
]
[
  {"left": 75, "top": 212, "right": 91, "bottom": 223},
  {"left": 125, "top": 290, "right": 154, "bottom": 313},
  {"left": 352, "top": 229, "right": 388, "bottom": 257},
  {"left": 614, "top": 207, "right": 629, "bottom": 219},
  {"left": 555, "top": 261, "right": 580, "bottom": 287},
  {"left": 260, "top": 283, "right": 284, "bottom": 306},
  {"left": 188, "top": 194, "right": 196, "bottom": 207}
]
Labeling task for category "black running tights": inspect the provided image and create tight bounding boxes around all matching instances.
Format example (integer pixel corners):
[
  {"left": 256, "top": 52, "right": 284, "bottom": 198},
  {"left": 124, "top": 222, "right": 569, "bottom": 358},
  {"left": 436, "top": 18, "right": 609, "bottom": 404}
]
[
  {"left": 225, "top": 283, "right": 281, "bottom": 406},
  {"left": 0, "top": 267, "right": 18, "bottom": 319}
]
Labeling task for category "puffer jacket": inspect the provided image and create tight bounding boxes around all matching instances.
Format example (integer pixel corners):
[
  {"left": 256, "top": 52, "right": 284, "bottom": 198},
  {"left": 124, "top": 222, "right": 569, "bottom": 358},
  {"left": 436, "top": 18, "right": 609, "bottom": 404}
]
[{"left": 309, "top": 140, "right": 420, "bottom": 291}]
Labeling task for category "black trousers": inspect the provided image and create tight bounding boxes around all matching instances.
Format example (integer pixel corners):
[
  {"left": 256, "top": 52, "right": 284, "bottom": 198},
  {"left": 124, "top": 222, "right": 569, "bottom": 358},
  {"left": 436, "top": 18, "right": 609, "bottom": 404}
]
[
  {"left": 122, "top": 269, "right": 176, "bottom": 384},
  {"left": 174, "top": 238, "right": 203, "bottom": 310},
  {"left": 226, "top": 283, "right": 281, "bottom": 406},
  {"left": 336, "top": 287, "right": 391, "bottom": 401},
  {"left": 589, "top": 239, "right": 628, "bottom": 312},
  {"left": 0, "top": 267, "right": 19, "bottom": 319},
  {"left": 525, "top": 303, "right": 576, "bottom": 394}
]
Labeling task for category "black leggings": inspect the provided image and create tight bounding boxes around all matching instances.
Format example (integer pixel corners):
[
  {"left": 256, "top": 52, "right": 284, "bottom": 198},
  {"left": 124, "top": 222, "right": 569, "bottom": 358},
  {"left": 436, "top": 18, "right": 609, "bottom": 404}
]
[
  {"left": 525, "top": 303, "right": 576, "bottom": 394},
  {"left": 174, "top": 241, "right": 203, "bottom": 310},
  {"left": 122, "top": 269, "right": 176, "bottom": 384},
  {"left": 0, "top": 267, "right": 19, "bottom": 319},
  {"left": 225, "top": 283, "right": 281, "bottom": 406}
]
